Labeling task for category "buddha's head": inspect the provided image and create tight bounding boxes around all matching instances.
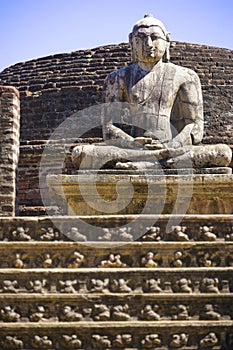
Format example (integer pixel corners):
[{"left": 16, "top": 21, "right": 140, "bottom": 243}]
[{"left": 129, "top": 14, "right": 170, "bottom": 64}]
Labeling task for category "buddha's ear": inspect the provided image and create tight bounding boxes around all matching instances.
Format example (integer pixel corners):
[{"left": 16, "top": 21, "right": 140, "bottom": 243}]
[
  {"left": 166, "top": 32, "right": 171, "bottom": 42},
  {"left": 163, "top": 33, "right": 171, "bottom": 63},
  {"left": 129, "top": 32, "right": 133, "bottom": 47},
  {"left": 129, "top": 32, "right": 136, "bottom": 62}
]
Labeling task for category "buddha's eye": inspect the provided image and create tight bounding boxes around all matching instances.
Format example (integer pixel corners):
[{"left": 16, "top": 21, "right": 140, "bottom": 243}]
[
  {"left": 135, "top": 34, "right": 145, "bottom": 40},
  {"left": 151, "top": 35, "right": 159, "bottom": 41}
]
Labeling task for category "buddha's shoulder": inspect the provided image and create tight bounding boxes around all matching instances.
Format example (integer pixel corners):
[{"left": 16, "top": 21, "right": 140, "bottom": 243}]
[
  {"left": 105, "top": 64, "right": 139, "bottom": 80},
  {"left": 166, "top": 62, "right": 199, "bottom": 79},
  {"left": 105, "top": 62, "right": 200, "bottom": 82}
]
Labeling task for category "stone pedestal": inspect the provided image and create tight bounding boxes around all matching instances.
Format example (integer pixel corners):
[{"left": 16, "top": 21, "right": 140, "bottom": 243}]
[{"left": 47, "top": 171, "right": 233, "bottom": 215}]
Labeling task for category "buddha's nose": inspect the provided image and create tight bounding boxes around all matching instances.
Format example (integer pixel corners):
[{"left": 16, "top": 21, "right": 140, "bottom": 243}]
[{"left": 145, "top": 36, "right": 153, "bottom": 47}]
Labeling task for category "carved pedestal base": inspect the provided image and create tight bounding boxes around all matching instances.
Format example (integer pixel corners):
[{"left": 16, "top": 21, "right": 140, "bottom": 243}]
[{"left": 47, "top": 171, "right": 233, "bottom": 215}]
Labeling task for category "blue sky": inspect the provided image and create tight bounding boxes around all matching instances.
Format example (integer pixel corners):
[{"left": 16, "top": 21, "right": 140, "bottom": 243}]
[{"left": 1, "top": 0, "right": 233, "bottom": 71}]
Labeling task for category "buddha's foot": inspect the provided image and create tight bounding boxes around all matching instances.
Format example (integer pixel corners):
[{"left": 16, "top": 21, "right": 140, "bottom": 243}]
[{"left": 116, "top": 161, "right": 159, "bottom": 170}]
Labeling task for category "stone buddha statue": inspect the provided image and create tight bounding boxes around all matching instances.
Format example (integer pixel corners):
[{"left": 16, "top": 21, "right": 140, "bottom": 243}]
[{"left": 72, "top": 14, "right": 231, "bottom": 170}]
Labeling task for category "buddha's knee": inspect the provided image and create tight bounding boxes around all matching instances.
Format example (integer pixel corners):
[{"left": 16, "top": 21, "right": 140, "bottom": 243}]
[
  {"left": 193, "top": 144, "right": 232, "bottom": 167},
  {"left": 72, "top": 144, "right": 96, "bottom": 168},
  {"left": 209, "top": 144, "right": 232, "bottom": 166}
]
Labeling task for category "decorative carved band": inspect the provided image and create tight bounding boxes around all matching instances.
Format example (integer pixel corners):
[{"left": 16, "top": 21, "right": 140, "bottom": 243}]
[
  {"left": 0, "top": 269, "right": 231, "bottom": 294},
  {"left": 0, "top": 324, "right": 232, "bottom": 349},
  {"left": 0, "top": 244, "right": 232, "bottom": 268}
]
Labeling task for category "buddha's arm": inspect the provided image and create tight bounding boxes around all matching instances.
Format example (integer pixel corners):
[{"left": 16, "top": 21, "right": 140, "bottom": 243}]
[
  {"left": 105, "top": 123, "right": 134, "bottom": 141},
  {"left": 102, "top": 70, "right": 124, "bottom": 103},
  {"left": 169, "top": 72, "right": 204, "bottom": 148},
  {"left": 102, "top": 70, "right": 136, "bottom": 146}
]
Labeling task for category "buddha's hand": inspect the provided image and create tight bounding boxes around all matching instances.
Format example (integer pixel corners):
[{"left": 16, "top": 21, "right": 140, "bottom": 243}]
[
  {"left": 154, "top": 147, "right": 189, "bottom": 160},
  {"left": 165, "top": 139, "right": 187, "bottom": 149},
  {"left": 134, "top": 137, "right": 153, "bottom": 146},
  {"left": 143, "top": 139, "right": 165, "bottom": 150}
]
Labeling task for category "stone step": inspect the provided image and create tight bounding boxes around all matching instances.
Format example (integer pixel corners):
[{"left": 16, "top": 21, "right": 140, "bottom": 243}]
[
  {"left": 0, "top": 321, "right": 232, "bottom": 349},
  {"left": 0, "top": 293, "right": 232, "bottom": 322},
  {"left": 0, "top": 215, "right": 232, "bottom": 349},
  {"left": 0, "top": 214, "right": 232, "bottom": 242},
  {"left": 0, "top": 241, "right": 232, "bottom": 269},
  {"left": 0, "top": 268, "right": 231, "bottom": 294}
]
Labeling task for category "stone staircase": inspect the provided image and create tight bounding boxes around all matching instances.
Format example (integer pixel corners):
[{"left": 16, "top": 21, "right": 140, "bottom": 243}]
[{"left": 0, "top": 215, "right": 232, "bottom": 349}]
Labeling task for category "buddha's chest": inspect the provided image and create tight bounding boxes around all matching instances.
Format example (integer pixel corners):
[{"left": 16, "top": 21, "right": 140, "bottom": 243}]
[{"left": 125, "top": 66, "right": 179, "bottom": 115}]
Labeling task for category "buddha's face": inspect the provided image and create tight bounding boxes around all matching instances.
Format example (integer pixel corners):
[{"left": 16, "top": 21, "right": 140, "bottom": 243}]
[{"left": 131, "top": 25, "right": 167, "bottom": 64}]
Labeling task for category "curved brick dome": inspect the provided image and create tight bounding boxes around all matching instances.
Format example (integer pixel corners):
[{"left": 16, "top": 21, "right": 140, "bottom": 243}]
[{"left": 0, "top": 42, "right": 232, "bottom": 143}]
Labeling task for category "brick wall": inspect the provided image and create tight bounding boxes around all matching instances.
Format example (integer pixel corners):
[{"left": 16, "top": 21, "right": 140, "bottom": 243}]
[
  {"left": 0, "top": 86, "right": 20, "bottom": 216},
  {"left": 0, "top": 42, "right": 232, "bottom": 144}
]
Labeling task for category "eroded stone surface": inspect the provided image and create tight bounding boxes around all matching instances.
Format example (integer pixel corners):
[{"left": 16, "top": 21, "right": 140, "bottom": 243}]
[
  {"left": 72, "top": 15, "right": 232, "bottom": 171},
  {"left": 47, "top": 172, "right": 233, "bottom": 215}
]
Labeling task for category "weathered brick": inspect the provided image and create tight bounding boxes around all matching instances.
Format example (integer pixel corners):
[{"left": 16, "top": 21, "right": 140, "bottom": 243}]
[{"left": 0, "top": 86, "right": 20, "bottom": 216}]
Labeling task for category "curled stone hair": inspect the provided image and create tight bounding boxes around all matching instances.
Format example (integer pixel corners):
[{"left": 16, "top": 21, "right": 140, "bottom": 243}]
[{"left": 129, "top": 14, "right": 171, "bottom": 63}]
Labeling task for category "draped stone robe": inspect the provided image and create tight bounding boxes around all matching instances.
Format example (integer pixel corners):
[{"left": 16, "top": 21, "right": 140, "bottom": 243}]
[{"left": 102, "top": 60, "right": 204, "bottom": 145}]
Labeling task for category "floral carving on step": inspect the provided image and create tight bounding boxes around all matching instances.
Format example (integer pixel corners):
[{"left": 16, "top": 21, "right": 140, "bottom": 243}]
[
  {"left": 169, "top": 333, "right": 189, "bottom": 348},
  {"left": 141, "top": 252, "right": 162, "bottom": 267},
  {"left": 170, "top": 304, "right": 190, "bottom": 320},
  {"left": 141, "top": 334, "right": 162, "bottom": 348},
  {"left": 59, "top": 280, "right": 78, "bottom": 293},
  {"left": 1, "top": 280, "right": 19, "bottom": 293},
  {"left": 112, "top": 304, "right": 130, "bottom": 321},
  {"left": 225, "top": 227, "right": 233, "bottom": 241},
  {"left": 109, "top": 278, "right": 132, "bottom": 293},
  {"left": 99, "top": 254, "right": 128, "bottom": 268},
  {"left": 29, "top": 305, "right": 48, "bottom": 322},
  {"left": 60, "top": 334, "right": 82, "bottom": 349},
  {"left": 26, "top": 279, "right": 48, "bottom": 294},
  {"left": 92, "top": 304, "right": 110, "bottom": 321},
  {"left": 66, "top": 251, "right": 85, "bottom": 268},
  {"left": 1, "top": 336, "right": 24, "bottom": 349},
  {"left": 11, "top": 227, "right": 32, "bottom": 241},
  {"left": 142, "top": 226, "right": 162, "bottom": 241},
  {"left": 12, "top": 253, "right": 28, "bottom": 268},
  {"left": 140, "top": 304, "right": 160, "bottom": 321},
  {"left": 197, "top": 250, "right": 221, "bottom": 267},
  {"left": 142, "top": 278, "right": 162, "bottom": 293},
  {"left": 89, "top": 279, "right": 109, "bottom": 293},
  {"left": 31, "top": 335, "right": 53, "bottom": 349},
  {"left": 201, "top": 278, "right": 220, "bottom": 293},
  {"left": 170, "top": 226, "right": 190, "bottom": 241},
  {"left": 39, "top": 227, "right": 60, "bottom": 241},
  {"left": 66, "top": 227, "right": 87, "bottom": 242},
  {"left": 112, "top": 334, "right": 132, "bottom": 348},
  {"left": 92, "top": 335, "right": 111, "bottom": 349},
  {"left": 199, "top": 304, "right": 221, "bottom": 320},
  {"left": 59, "top": 305, "right": 83, "bottom": 322},
  {"left": 0, "top": 305, "right": 21, "bottom": 322},
  {"left": 98, "top": 227, "right": 133, "bottom": 241},
  {"left": 175, "top": 278, "right": 192, "bottom": 293},
  {"left": 199, "top": 332, "right": 218, "bottom": 348},
  {"left": 199, "top": 226, "right": 217, "bottom": 241},
  {"left": 170, "top": 250, "right": 191, "bottom": 267}
]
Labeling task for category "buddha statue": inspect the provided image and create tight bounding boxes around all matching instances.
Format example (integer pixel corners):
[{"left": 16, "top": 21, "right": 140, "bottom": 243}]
[{"left": 72, "top": 14, "right": 231, "bottom": 170}]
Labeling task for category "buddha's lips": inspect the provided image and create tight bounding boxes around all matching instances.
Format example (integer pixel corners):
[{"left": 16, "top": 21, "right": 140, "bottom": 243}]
[
  {"left": 145, "top": 48, "right": 157, "bottom": 53},
  {"left": 145, "top": 50, "right": 156, "bottom": 55}
]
